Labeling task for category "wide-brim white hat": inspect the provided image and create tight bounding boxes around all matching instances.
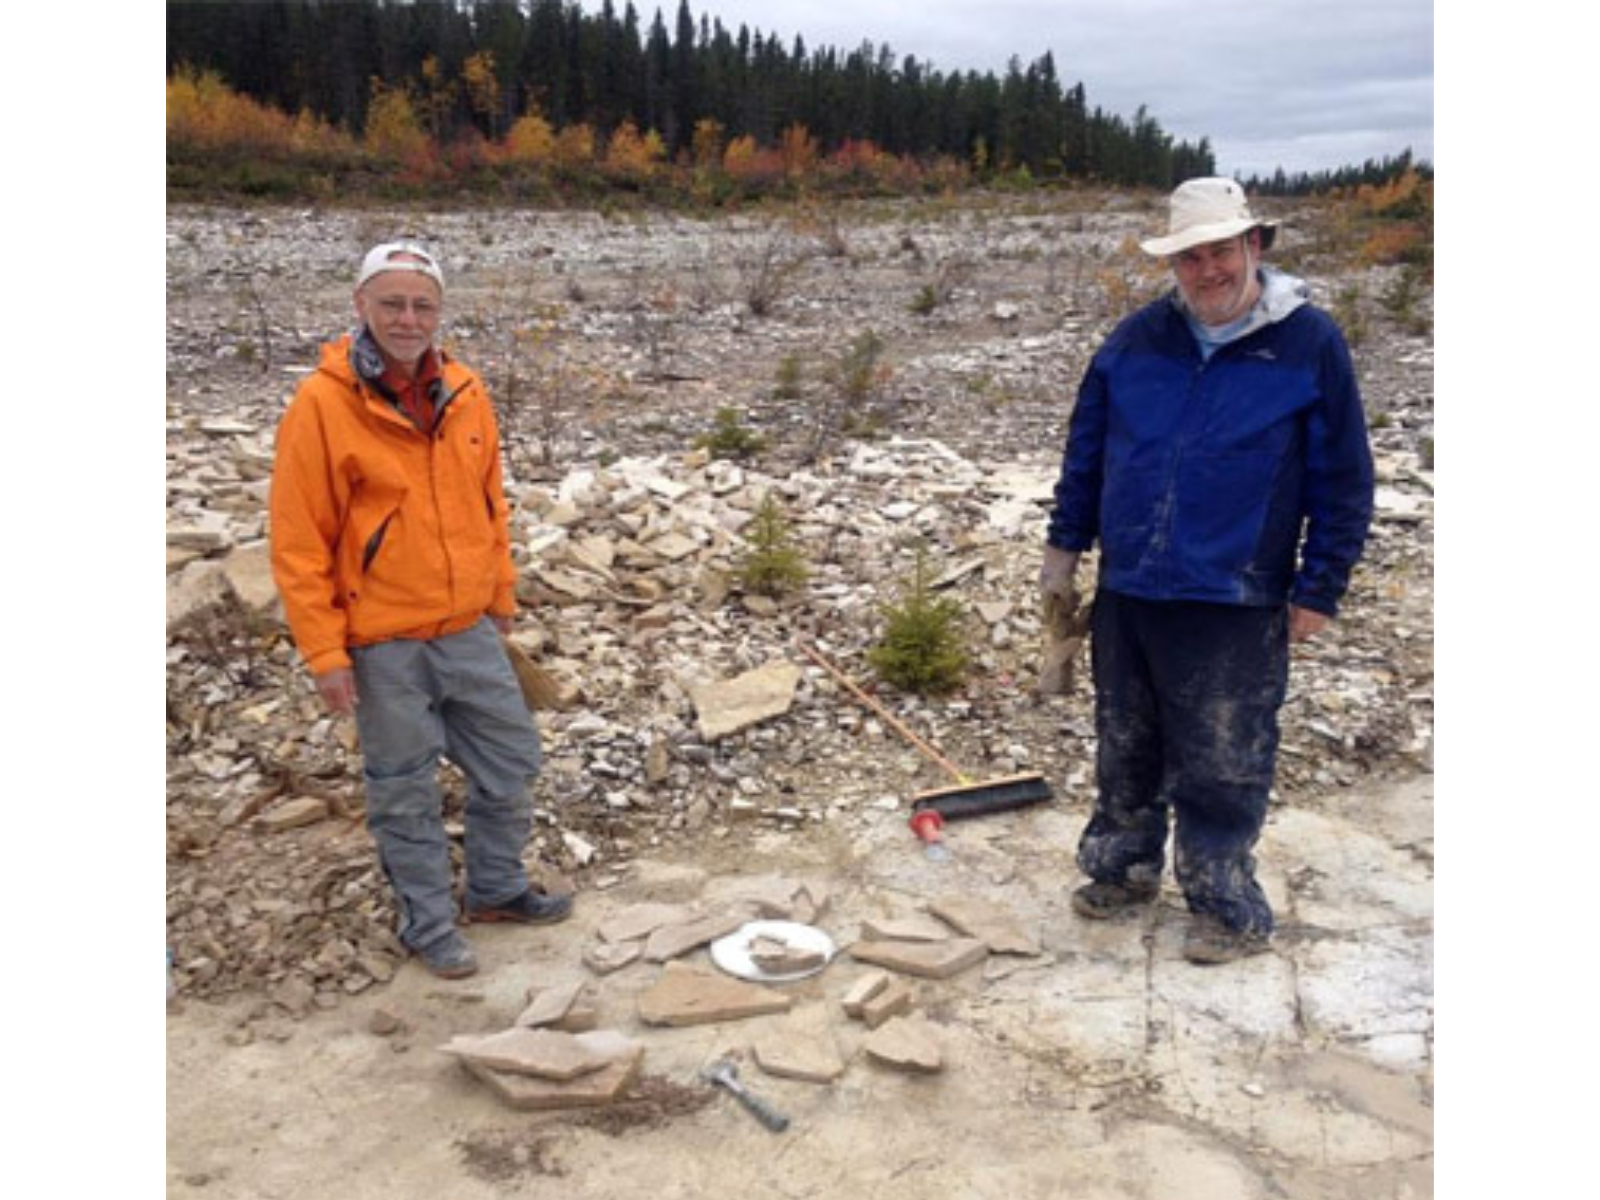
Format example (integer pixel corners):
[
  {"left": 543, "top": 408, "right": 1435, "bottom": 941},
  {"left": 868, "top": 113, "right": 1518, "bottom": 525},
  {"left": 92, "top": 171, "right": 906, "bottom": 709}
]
[{"left": 1139, "top": 177, "right": 1277, "bottom": 257}]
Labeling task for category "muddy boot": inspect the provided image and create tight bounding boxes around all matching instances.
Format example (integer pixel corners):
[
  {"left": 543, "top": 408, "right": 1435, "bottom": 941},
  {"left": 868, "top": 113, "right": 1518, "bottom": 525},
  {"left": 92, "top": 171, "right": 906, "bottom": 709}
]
[
  {"left": 1182, "top": 914, "right": 1270, "bottom": 965},
  {"left": 1071, "top": 880, "right": 1159, "bottom": 919},
  {"left": 407, "top": 928, "right": 480, "bottom": 979}
]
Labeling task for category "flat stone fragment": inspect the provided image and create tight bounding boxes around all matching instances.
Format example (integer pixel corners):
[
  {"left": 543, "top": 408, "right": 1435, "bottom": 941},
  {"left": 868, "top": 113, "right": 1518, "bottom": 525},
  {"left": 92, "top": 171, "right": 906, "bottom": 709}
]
[
  {"left": 863, "top": 1017, "right": 944, "bottom": 1073},
  {"left": 583, "top": 940, "right": 643, "bottom": 975},
  {"left": 255, "top": 796, "right": 329, "bottom": 833},
  {"left": 440, "top": 1027, "right": 612, "bottom": 1081},
  {"left": 748, "top": 936, "right": 826, "bottom": 975},
  {"left": 860, "top": 978, "right": 914, "bottom": 1029},
  {"left": 644, "top": 909, "right": 751, "bottom": 962},
  {"left": 841, "top": 970, "right": 890, "bottom": 1018},
  {"left": 927, "top": 895, "right": 1043, "bottom": 956},
  {"left": 849, "top": 937, "right": 988, "bottom": 979},
  {"left": 859, "top": 911, "right": 955, "bottom": 943},
  {"left": 721, "top": 875, "right": 828, "bottom": 920},
  {"left": 598, "top": 902, "right": 696, "bottom": 944},
  {"left": 688, "top": 661, "right": 802, "bottom": 741},
  {"left": 753, "top": 1021, "right": 846, "bottom": 1083},
  {"left": 644, "top": 531, "right": 700, "bottom": 561},
  {"left": 464, "top": 1031, "right": 645, "bottom": 1112},
  {"left": 637, "top": 961, "right": 793, "bottom": 1027},
  {"left": 220, "top": 540, "right": 280, "bottom": 613},
  {"left": 516, "top": 980, "right": 589, "bottom": 1029}
]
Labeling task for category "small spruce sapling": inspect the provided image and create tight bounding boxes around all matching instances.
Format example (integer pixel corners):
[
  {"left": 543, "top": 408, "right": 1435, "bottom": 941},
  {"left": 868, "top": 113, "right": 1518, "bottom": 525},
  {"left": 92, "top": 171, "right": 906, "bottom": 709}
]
[
  {"left": 868, "top": 544, "right": 968, "bottom": 694},
  {"left": 695, "top": 406, "right": 767, "bottom": 460},
  {"left": 737, "top": 494, "right": 808, "bottom": 597}
]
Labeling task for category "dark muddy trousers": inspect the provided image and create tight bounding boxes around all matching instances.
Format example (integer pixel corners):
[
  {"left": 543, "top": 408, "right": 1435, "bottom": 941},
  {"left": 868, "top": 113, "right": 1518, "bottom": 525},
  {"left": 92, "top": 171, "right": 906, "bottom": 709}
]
[{"left": 1077, "top": 590, "right": 1289, "bottom": 937}]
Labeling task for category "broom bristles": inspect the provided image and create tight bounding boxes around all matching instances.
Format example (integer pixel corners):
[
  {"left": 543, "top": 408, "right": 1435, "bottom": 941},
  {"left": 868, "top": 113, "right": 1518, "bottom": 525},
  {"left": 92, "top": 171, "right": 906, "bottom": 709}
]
[{"left": 910, "top": 772, "right": 1053, "bottom": 820}]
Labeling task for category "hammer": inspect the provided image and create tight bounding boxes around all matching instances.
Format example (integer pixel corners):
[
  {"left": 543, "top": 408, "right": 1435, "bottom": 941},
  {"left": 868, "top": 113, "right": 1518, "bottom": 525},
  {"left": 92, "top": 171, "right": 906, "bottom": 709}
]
[{"left": 700, "top": 1058, "right": 790, "bottom": 1133}]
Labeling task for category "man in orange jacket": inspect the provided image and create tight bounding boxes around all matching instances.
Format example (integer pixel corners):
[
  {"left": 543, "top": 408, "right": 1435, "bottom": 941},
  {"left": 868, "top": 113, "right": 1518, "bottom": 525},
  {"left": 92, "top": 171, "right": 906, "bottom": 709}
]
[{"left": 270, "top": 242, "right": 571, "bottom": 979}]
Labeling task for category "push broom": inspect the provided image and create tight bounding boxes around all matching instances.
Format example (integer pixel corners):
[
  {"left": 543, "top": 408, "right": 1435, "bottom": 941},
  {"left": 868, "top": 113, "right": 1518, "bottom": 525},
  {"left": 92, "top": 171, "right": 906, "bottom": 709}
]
[{"left": 798, "top": 642, "right": 1053, "bottom": 856}]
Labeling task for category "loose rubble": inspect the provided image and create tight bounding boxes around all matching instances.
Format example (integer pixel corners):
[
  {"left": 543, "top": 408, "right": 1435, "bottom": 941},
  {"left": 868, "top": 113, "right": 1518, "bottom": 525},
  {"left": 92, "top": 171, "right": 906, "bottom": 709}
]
[{"left": 166, "top": 196, "right": 1433, "bottom": 1019}]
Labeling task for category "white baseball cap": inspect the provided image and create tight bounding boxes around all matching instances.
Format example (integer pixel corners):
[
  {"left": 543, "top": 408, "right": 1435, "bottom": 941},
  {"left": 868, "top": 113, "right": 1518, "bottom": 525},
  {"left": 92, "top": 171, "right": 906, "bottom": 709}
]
[
  {"left": 1139, "top": 178, "right": 1278, "bottom": 257},
  {"left": 356, "top": 241, "right": 445, "bottom": 291}
]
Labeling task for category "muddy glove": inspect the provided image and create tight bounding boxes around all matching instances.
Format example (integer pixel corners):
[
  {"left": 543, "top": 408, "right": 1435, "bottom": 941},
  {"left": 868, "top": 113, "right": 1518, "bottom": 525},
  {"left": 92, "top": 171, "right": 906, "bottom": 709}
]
[
  {"left": 1038, "top": 545, "right": 1080, "bottom": 605},
  {"left": 1038, "top": 547, "right": 1089, "bottom": 697}
]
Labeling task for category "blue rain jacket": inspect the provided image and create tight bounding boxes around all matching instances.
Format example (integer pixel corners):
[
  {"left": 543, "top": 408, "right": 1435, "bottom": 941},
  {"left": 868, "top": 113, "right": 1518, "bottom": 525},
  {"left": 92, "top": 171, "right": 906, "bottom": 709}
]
[{"left": 1047, "top": 273, "right": 1374, "bottom": 616}]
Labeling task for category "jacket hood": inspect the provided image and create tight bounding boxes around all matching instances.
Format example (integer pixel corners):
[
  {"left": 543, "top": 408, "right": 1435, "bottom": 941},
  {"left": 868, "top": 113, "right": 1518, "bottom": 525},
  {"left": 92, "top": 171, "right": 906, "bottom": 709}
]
[
  {"left": 314, "top": 331, "right": 459, "bottom": 388},
  {"left": 1174, "top": 266, "right": 1310, "bottom": 346},
  {"left": 315, "top": 333, "right": 359, "bottom": 385}
]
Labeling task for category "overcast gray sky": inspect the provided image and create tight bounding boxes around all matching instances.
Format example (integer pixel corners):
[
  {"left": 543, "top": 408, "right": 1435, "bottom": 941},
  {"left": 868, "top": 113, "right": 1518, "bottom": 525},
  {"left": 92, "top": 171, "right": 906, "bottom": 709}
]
[{"left": 600, "top": 0, "right": 1433, "bottom": 179}]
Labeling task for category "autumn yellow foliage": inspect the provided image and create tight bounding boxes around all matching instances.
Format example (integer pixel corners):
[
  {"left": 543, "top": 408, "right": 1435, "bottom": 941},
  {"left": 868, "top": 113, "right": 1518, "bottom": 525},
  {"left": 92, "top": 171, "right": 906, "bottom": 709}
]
[
  {"left": 504, "top": 110, "right": 557, "bottom": 164},
  {"left": 552, "top": 123, "right": 597, "bottom": 169},
  {"left": 778, "top": 123, "right": 818, "bottom": 178},
  {"left": 604, "top": 120, "right": 666, "bottom": 179},
  {"left": 691, "top": 118, "right": 725, "bottom": 170},
  {"left": 364, "top": 80, "right": 430, "bottom": 163},
  {"left": 167, "top": 67, "right": 351, "bottom": 155}
]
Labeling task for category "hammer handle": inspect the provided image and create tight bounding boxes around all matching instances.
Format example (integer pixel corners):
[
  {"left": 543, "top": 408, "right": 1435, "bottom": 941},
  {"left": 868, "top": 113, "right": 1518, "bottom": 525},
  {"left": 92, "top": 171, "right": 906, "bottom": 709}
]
[{"left": 728, "top": 1082, "right": 790, "bottom": 1133}]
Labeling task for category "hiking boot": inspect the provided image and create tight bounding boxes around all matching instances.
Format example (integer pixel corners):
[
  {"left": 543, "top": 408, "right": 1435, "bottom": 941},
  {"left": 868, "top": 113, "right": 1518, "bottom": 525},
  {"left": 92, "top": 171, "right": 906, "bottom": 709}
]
[
  {"left": 407, "top": 929, "right": 479, "bottom": 980},
  {"left": 1182, "top": 915, "right": 1270, "bottom": 965},
  {"left": 1071, "top": 880, "right": 1160, "bottom": 920},
  {"left": 467, "top": 888, "right": 574, "bottom": 926}
]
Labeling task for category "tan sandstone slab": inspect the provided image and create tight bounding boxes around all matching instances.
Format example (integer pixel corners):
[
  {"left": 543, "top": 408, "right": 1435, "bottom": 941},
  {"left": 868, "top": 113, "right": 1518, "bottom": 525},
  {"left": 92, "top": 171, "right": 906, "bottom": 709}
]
[
  {"left": 859, "top": 911, "right": 955, "bottom": 943},
  {"left": 637, "top": 961, "right": 793, "bottom": 1027},
  {"left": 927, "top": 895, "right": 1043, "bottom": 956},
  {"left": 862, "top": 1016, "right": 944, "bottom": 1074},
  {"left": 860, "top": 978, "right": 915, "bottom": 1029},
  {"left": 598, "top": 902, "right": 696, "bottom": 945},
  {"left": 464, "top": 1031, "right": 645, "bottom": 1112},
  {"left": 516, "top": 980, "right": 596, "bottom": 1031},
  {"left": 849, "top": 936, "right": 988, "bottom": 979},
  {"left": 644, "top": 909, "right": 751, "bottom": 962},
  {"left": 583, "top": 940, "right": 644, "bottom": 975},
  {"left": 752, "top": 1007, "right": 847, "bottom": 1083},
  {"left": 841, "top": 970, "right": 890, "bottom": 1018},
  {"left": 688, "top": 661, "right": 802, "bottom": 741},
  {"left": 439, "top": 1027, "right": 612, "bottom": 1081}
]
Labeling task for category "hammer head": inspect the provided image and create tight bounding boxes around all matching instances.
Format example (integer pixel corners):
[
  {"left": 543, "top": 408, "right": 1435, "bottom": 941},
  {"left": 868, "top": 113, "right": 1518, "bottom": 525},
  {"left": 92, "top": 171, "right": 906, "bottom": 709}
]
[{"left": 701, "top": 1058, "right": 739, "bottom": 1087}]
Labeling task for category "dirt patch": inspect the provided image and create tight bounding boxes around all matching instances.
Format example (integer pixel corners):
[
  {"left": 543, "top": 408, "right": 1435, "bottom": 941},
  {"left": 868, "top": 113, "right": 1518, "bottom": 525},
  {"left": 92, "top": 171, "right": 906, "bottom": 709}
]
[
  {"left": 558, "top": 1074, "right": 717, "bottom": 1135},
  {"left": 456, "top": 1130, "right": 568, "bottom": 1182}
]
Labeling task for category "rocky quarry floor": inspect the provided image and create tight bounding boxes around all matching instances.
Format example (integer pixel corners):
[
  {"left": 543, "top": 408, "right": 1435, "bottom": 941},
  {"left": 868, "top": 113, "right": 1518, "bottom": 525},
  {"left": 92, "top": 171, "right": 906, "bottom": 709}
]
[{"left": 165, "top": 191, "right": 1434, "bottom": 1199}]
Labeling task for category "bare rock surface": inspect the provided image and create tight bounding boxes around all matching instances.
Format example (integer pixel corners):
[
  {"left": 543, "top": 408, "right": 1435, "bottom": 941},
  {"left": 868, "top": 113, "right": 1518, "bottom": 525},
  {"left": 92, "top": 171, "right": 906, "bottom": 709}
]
[{"left": 167, "top": 193, "right": 1433, "bottom": 1199}]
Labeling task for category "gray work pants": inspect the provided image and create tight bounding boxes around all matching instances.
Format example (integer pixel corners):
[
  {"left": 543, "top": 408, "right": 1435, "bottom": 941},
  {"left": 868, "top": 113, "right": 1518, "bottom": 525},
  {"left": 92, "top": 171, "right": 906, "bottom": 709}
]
[{"left": 350, "top": 618, "right": 539, "bottom": 952}]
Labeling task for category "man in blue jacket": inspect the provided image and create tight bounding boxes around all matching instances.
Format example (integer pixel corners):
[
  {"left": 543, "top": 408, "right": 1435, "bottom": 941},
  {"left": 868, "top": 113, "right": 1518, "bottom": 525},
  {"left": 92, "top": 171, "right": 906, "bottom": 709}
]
[{"left": 1042, "top": 177, "right": 1374, "bottom": 964}]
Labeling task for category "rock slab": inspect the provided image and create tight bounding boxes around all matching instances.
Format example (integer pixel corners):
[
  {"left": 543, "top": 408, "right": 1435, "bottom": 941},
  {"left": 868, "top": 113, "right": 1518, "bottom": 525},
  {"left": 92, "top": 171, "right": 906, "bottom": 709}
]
[
  {"left": 927, "top": 895, "right": 1042, "bottom": 956},
  {"left": 752, "top": 1007, "right": 847, "bottom": 1083},
  {"left": 637, "top": 961, "right": 793, "bottom": 1027},
  {"left": 689, "top": 661, "right": 802, "bottom": 741},
  {"left": 863, "top": 1017, "right": 944, "bottom": 1073},
  {"left": 849, "top": 936, "right": 988, "bottom": 979},
  {"left": 440, "top": 1027, "right": 612, "bottom": 1081},
  {"left": 463, "top": 1031, "right": 645, "bottom": 1111}
]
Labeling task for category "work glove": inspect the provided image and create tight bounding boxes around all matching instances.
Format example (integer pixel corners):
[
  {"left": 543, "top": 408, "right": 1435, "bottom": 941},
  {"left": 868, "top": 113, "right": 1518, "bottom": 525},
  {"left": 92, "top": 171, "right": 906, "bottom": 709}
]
[
  {"left": 1038, "top": 546, "right": 1088, "bottom": 696},
  {"left": 1038, "top": 545, "right": 1080, "bottom": 605}
]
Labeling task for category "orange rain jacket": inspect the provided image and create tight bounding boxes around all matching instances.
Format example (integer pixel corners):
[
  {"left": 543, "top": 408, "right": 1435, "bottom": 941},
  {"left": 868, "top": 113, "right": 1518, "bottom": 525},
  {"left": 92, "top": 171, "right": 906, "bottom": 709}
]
[{"left": 269, "top": 335, "right": 517, "bottom": 676}]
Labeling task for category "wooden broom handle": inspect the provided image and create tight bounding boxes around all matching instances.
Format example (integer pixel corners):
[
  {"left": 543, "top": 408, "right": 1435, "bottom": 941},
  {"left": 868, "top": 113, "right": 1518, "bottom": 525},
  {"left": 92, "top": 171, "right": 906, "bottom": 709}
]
[{"left": 797, "top": 642, "right": 968, "bottom": 784}]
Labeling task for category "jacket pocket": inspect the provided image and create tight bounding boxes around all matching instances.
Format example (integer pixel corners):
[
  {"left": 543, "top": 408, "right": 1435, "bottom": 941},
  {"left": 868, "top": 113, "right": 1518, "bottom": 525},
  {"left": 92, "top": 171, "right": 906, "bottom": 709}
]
[
  {"left": 341, "top": 483, "right": 407, "bottom": 605},
  {"left": 362, "top": 511, "right": 396, "bottom": 573}
]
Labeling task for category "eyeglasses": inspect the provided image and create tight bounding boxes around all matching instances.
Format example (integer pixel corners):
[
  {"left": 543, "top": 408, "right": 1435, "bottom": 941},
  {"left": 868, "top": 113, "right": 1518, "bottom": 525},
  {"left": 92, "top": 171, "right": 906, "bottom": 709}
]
[{"left": 372, "top": 296, "right": 441, "bottom": 318}]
